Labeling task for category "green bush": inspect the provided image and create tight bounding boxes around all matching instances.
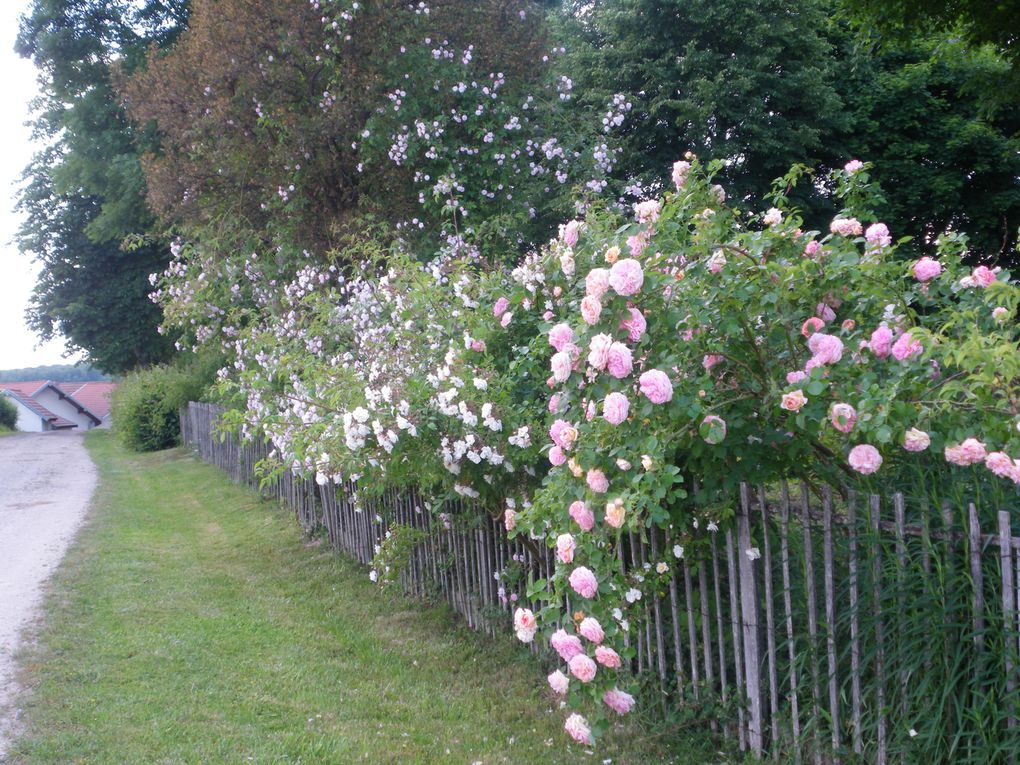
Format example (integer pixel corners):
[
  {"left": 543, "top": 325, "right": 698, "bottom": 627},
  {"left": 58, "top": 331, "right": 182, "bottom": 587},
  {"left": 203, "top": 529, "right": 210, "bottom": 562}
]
[
  {"left": 0, "top": 395, "right": 18, "bottom": 430},
  {"left": 112, "top": 356, "right": 217, "bottom": 452}
]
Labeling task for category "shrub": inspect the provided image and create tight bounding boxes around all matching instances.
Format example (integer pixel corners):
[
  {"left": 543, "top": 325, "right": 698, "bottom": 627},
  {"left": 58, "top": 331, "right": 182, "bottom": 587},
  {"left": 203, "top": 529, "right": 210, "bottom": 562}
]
[{"left": 0, "top": 395, "right": 18, "bottom": 430}]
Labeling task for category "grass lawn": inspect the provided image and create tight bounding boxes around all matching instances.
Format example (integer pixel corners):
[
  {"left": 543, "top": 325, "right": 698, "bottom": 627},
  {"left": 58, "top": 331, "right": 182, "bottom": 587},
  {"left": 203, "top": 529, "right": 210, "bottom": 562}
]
[{"left": 7, "top": 432, "right": 730, "bottom": 764}]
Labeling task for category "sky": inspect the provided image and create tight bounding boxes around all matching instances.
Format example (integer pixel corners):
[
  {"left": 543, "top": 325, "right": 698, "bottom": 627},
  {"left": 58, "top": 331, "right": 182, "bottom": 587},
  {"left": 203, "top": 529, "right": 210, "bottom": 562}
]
[{"left": 0, "top": 0, "right": 80, "bottom": 369}]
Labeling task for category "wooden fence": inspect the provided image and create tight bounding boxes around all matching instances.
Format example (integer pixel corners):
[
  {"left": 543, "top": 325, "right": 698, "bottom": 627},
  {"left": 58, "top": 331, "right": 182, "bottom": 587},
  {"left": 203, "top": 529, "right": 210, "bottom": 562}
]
[{"left": 182, "top": 401, "right": 1020, "bottom": 762}]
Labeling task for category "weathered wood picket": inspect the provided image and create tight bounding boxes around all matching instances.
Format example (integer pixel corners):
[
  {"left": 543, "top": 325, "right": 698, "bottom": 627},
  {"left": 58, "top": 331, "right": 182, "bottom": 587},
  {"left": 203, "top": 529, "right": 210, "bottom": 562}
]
[{"left": 182, "top": 402, "right": 1020, "bottom": 761}]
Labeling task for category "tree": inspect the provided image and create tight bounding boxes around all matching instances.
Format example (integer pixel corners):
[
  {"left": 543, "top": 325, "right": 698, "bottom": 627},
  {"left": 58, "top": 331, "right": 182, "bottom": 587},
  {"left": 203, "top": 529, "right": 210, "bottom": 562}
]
[{"left": 15, "top": 0, "right": 188, "bottom": 373}]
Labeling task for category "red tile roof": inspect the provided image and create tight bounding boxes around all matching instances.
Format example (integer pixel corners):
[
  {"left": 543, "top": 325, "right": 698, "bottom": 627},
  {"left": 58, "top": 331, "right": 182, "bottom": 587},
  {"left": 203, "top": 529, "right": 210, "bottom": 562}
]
[
  {"left": 1, "top": 387, "right": 78, "bottom": 429},
  {"left": 57, "top": 381, "right": 117, "bottom": 420}
]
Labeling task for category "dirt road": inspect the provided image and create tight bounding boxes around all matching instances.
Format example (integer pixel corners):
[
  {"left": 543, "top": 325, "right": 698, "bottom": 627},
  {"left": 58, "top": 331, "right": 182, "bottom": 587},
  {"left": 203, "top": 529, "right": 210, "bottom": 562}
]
[{"left": 0, "top": 431, "right": 96, "bottom": 758}]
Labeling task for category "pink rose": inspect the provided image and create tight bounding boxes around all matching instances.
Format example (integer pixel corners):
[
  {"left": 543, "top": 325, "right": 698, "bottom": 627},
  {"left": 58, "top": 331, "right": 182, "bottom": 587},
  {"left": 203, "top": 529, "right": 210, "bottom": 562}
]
[
  {"left": 842, "top": 319, "right": 856, "bottom": 331},
  {"left": 580, "top": 295, "right": 602, "bottom": 325},
  {"left": 603, "top": 392, "right": 630, "bottom": 425},
  {"left": 550, "top": 629, "right": 584, "bottom": 661},
  {"left": 620, "top": 307, "right": 646, "bottom": 342},
  {"left": 513, "top": 607, "right": 537, "bottom": 642},
  {"left": 848, "top": 444, "right": 883, "bottom": 474},
  {"left": 549, "top": 419, "right": 572, "bottom": 448},
  {"left": 830, "top": 403, "right": 857, "bottom": 433},
  {"left": 891, "top": 332, "right": 922, "bottom": 361},
  {"left": 578, "top": 617, "right": 604, "bottom": 644},
  {"left": 560, "top": 219, "right": 581, "bottom": 247},
  {"left": 634, "top": 199, "right": 662, "bottom": 224},
  {"left": 556, "top": 533, "right": 576, "bottom": 564},
  {"left": 585, "top": 267, "right": 610, "bottom": 298},
  {"left": 801, "top": 317, "right": 826, "bottom": 337},
  {"left": 972, "top": 266, "right": 997, "bottom": 287},
  {"left": 549, "top": 323, "right": 574, "bottom": 352},
  {"left": 548, "top": 669, "right": 569, "bottom": 695},
  {"left": 781, "top": 390, "right": 808, "bottom": 412},
  {"left": 564, "top": 713, "right": 593, "bottom": 746},
  {"left": 595, "top": 645, "right": 622, "bottom": 668},
  {"left": 500, "top": 312, "right": 512, "bottom": 328},
  {"left": 551, "top": 351, "right": 572, "bottom": 383},
  {"left": 586, "top": 469, "right": 609, "bottom": 494},
  {"left": 603, "top": 688, "right": 635, "bottom": 715},
  {"left": 808, "top": 333, "right": 844, "bottom": 365},
  {"left": 627, "top": 231, "right": 649, "bottom": 257},
  {"left": 470, "top": 339, "right": 486, "bottom": 353},
  {"left": 639, "top": 369, "right": 673, "bottom": 404},
  {"left": 703, "top": 353, "right": 724, "bottom": 371},
  {"left": 865, "top": 222, "right": 891, "bottom": 249},
  {"left": 945, "top": 438, "right": 986, "bottom": 466},
  {"left": 986, "top": 452, "right": 1015, "bottom": 478},
  {"left": 549, "top": 446, "right": 566, "bottom": 466},
  {"left": 869, "top": 325, "right": 894, "bottom": 358},
  {"left": 588, "top": 333, "right": 613, "bottom": 370},
  {"left": 672, "top": 160, "right": 691, "bottom": 189},
  {"left": 504, "top": 508, "right": 516, "bottom": 531},
  {"left": 604, "top": 498, "right": 625, "bottom": 528},
  {"left": 569, "top": 566, "right": 599, "bottom": 599},
  {"left": 548, "top": 394, "right": 560, "bottom": 414},
  {"left": 569, "top": 501, "right": 595, "bottom": 531},
  {"left": 568, "top": 653, "right": 598, "bottom": 683},
  {"left": 606, "top": 342, "right": 633, "bottom": 379},
  {"left": 803, "top": 240, "right": 821, "bottom": 258},
  {"left": 492, "top": 296, "right": 509, "bottom": 318},
  {"left": 844, "top": 159, "right": 864, "bottom": 174},
  {"left": 609, "top": 258, "right": 644, "bottom": 296},
  {"left": 700, "top": 415, "right": 727, "bottom": 444},
  {"left": 903, "top": 428, "right": 930, "bottom": 452},
  {"left": 830, "top": 217, "right": 863, "bottom": 237},
  {"left": 912, "top": 257, "right": 942, "bottom": 282},
  {"left": 786, "top": 370, "right": 808, "bottom": 384}
]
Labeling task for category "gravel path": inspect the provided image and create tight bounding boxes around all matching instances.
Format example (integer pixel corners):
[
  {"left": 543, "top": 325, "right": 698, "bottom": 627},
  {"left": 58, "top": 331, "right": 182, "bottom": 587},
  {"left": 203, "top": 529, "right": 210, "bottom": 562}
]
[{"left": 0, "top": 432, "right": 96, "bottom": 759}]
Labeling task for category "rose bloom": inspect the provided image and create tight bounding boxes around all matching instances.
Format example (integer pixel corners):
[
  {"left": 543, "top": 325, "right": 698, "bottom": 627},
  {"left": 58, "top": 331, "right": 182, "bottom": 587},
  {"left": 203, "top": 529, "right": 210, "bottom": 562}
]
[
  {"left": 504, "top": 508, "right": 516, "bottom": 531},
  {"left": 803, "top": 240, "right": 821, "bottom": 258},
  {"left": 548, "top": 446, "right": 566, "bottom": 466},
  {"left": 701, "top": 414, "right": 727, "bottom": 444},
  {"left": 869, "top": 325, "right": 894, "bottom": 358},
  {"left": 560, "top": 219, "right": 581, "bottom": 247},
  {"left": 603, "top": 392, "right": 630, "bottom": 425},
  {"left": 588, "top": 333, "right": 613, "bottom": 370},
  {"left": 945, "top": 438, "right": 987, "bottom": 466},
  {"left": 781, "top": 389, "right": 808, "bottom": 412},
  {"left": 763, "top": 207, "right": 783, "bottom": 227},
  {"left": 567, "top": 457, "right": 584, "bottom": 478},
  {"left": 972, "top": 266, "right": 997, "bottom": 287},
  {"left": 830, "top": 217, "right": 863, "bottom": 237},
  {"left": 808, "top": 333, "right": 844, "bottom": 365},
  {"left": 555, "top": 533, "right": 577, "bottom": 564},
  {"left": 986, "top": 452, "right": 1015, "bottom": 478},
  {"left": 586, "top": 267, "right": 610, "bottom": 298},
  {"left": 993, "top": 306, "right": 1010, "bottom": 322},
  {"left": 551, "top": 351, "right": 572, "bottom": 383},
  {"left": 587, "top": 469, "right": 610, "bottom": 494},
  {"left": 702, "top": 353, "right": 724, "bottom": 371},
  {"left": 830, "top": 403, "right": 857, "bottom": 434},
  {"left": 549, "top": 419, "right": 572, "bottom": 448},
  {"left": 801, "top": 317, "right": 826, "bottom": 337},
  {"left": 603, "top": 688, "right": 636, "bottom": 715},
  {"left": 848, "top": 444, "right": 883, "bottom": 474},
  {"left": 891, "top": 332, "right": 923, "bottom": 361},
  {"left": 707, "top": 250, "right": 727, "bottom": 274},
  {"left": 634, "top": 199, "right": 662, "bottom": 223},
  {"left": 620, "top": 307, "right": 646, "bottom": 342},
  {"left": 672, "top": 159, "right": 691, "bottom": 189},
  {"left": 548, "top": 669, "right": 569, "bottom": 696},
  {"left": 564, "top": 713, "right": 593, "bottom": 746},
  {"left": 569, "top": 566, "right": 599, "bottom": 599},
  {"left": 548, "top": 394, "right": 560, "bottom": 414},
  {"left": 842, "top": 319, "right": 856, "bottom": 332},
  {"left": 595, "top": 645, "right": 622, "bottom": 668},
  {"left": 865, "top": 222, "right": 891, "bottom": 249},
  {"left": 639, "top": 369, "right": 673, "bottom": 404},
  {"left": 580, "top": 295, "right": 602, "bottom": 325},
  {"left": 604, "top": 245, "right": 621, "bottom": 264},
  {"left": 786, "top": 370, "right": 808, "bottom": 384},
  {"left": 845, "top": 159, "right": 864, "bottom": 173},
  {"left": 609, "top": 258, "right": 645, "bottom": 296},
  {"left": 605, "top": 498, "right": 626, "bottom": 528},
  {"left": 569, "top": 500, "right": 595, "bottom": 531},
  {"left": 579, "top": 617, "right": 605, "bottom": 644},
  {"left": 513, "top": 607, "right": 537, "bottom": 642},
  {"left": 550, "top": 628, "right": 584, "bottom": 661},
  {"left": 559, "top": 426, "right": 579, "bottom": 451},
  {"left": 549, "top": 323, "right": 574, "bottom": 353},
  {"left": 912, "top": 256, "right": 942, "bottom": 282},
  {"left": 492, "top": 296, "right": 509, "bottom": 318},
  {"left": 903, "top": 428, "right": 930, "bottom": 452},
  {"left": 606, "top": 342, "right": 634, "bottom": 379}
]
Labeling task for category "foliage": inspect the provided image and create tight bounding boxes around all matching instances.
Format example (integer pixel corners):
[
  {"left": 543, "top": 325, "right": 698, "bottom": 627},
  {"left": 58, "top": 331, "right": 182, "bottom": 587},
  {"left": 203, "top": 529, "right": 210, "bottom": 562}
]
[
  {"left": 15, "top": 0, "right": 186, "bottom": 373},
  {"left": 0, "top": 364, "right": 109, "bottom": 383},
  {"left": 0, "top": 396, "right": 18, "bottom": 430}
]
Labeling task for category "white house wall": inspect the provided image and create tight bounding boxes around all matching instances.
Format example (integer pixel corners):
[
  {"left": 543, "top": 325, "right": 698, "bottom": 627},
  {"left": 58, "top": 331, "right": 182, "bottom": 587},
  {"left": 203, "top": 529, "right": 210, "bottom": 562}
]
[
  {"left": 4, "top": 394, "right": 44, "bottom": 432},
  {"left": 31, "top": 387, "right": 94, "bottom": 430}
]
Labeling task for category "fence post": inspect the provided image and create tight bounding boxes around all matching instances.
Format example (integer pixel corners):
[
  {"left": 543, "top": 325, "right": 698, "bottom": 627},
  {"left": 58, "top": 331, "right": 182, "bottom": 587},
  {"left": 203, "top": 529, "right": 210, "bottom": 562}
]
[{"left": 738, "top": 484, "right": 764, "bottom": 757}]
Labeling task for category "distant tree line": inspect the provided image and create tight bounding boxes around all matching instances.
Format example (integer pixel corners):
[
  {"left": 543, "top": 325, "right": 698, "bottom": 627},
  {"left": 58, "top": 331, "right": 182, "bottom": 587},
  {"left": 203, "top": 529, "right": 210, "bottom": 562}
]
[{"left": 0, "top": 364, "right": 111, "bottom": 383}]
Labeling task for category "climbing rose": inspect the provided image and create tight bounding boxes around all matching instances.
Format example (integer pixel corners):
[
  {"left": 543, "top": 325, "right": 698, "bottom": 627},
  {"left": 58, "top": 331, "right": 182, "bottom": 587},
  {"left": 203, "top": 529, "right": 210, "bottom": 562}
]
[
  {"left": 580, "top": 296, "right": 602, "bottom": 325},
  {"left": 568, "top": 653, "right": 598, "bottom": 683},
  {"left": 586, "top": 268, "right": 610, "bottom": 298},
  {"left": 550, "top": 629, "right": 584, "bottom": 661},
  {"left": 808, "top": 333, "right": 844, "bottom": 365},
  {"left": 569, "top": 501, "right": 595, "bottom": 531},
  {"left": 869, "top": 325, "right": 894, "bottom": 358},
  {"left": 849, "top": 444, "right": 883, "bottom": 474},
  {"left": 620, "top": 307, "right": 646, "bottom": 342},
  {"left": 578, "top": 617, "right": 605, "bottom": 644},
  {"left": 603, "top": 392, "right": 630, "bottom": 425},
  {"left": 548, "top": 446, "right": 566, "bottom": 466},
  {"left": 672, "top": 160, "right": 691, "bottom": 189},
  {"left": 551, "top": 351, "right": 572, "bottom": 382},
  {"left": 549, "top": 420, "right": 573, "bottom": 449},
  {"left": 633, "top": 199, "right": 661, "bottom": 223},
  {"left": 986, "top": 452, "right": 1015, "bottom": 478},
  {"left": 556, "top": 533, "right": 576, "bottom": 564},
  {"left": 492, "top": 297, "right": 509, "bottom": 318},
  {"left": 504, "top": 508, "right": 516, "bottom": 531},
  {"left": 865, "top": 223, "right": 891, "bottom": 249},
  {"left": 606, "top": 343, "right": 633, "bottom": 379},
  {"left": 830, "top": 217, "right": 863, "bottom": 237},
  {"left": 903, "top": 428, "right": 930, "bottom": 452},
  {"left": 786, "top": 370, "right": 808, "bottom": 384},
  {"left": 945, "top": 438, "right": 987, "bottom": 466},
  {"left": 845, "top": 159, "right": 864, "bottom": 173},
  {"left": 564, "top": 713, "right": 593, "bottom": 746},
  {"left": 639, "top": 369, "right": 673, "bottom": 404},
  {"left": 595, "top": 645, "right": 622, "bottom": 668},
  {"left": 560, "top": 219, "right": 581, "bottom": 247},
  {"left": 972, "top": 266, "right": 997, "bottom": 288},
  {"left": 608, "top": 259, "right": 644, "bottom": 296},
  {"left": 513, "top": 608, "right": 537, "bottom": 642},
  {"left": 604, "top": 498, "right": 626, "bottom": 528},
  {"left": 781, "top": 390, "right": 808, "bottom": 412},
  {"left": 586, "top": 469, "right": 609, "bottom": 494},
  {"left": 548, "top": 670, "right": 569, "bottom": 695},
  {"left": 603, "top": 688, "right": 636, "bottom": 715},
  {"left": 912, "top": 257, "right": 942, "bottom": 282},
  {"left": 569, "top": 566, "right": 599, "bottom": 599},
  {"left": 763, "top": 207, "right": 783, "bottom": 227},
  {"left": 703, "top": 353, "right": 724, "bottom": 371},
  {"left": 801, "top": 317, "right": 825, "bottom": 337},
  {"left": 830, "top": 403, "right": 857, "bottom": 433},
  {"left": 993, "top": 307, "right": 1010, "bottom": 322},
  {"left": 892, "top": 332, "right": 923, "bottom": 361},
  {"left": 588, "top": 334, "right": 613, "bottom": 370},
  {"left": 549, "top": 323, "right": 574, "bottom": 352}
]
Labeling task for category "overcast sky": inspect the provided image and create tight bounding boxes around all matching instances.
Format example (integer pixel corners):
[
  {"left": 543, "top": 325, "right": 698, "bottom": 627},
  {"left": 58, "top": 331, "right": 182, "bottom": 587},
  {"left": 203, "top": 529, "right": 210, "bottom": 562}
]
[{"left": 0, "top": 0, "right": 79, "bottom": 369}]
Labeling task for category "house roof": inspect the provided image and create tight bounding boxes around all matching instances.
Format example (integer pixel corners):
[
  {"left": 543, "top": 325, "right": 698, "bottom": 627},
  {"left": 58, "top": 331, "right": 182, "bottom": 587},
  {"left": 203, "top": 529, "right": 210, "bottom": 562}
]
[
  {"left": 0, "top": 380, "right": 109, "bottom": 427},
  {"left": 57, "top": 381, "right": 117, "bottom": 420},
  {"left": 1, "top": 388, "right": 78, "bottom": 429}
]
